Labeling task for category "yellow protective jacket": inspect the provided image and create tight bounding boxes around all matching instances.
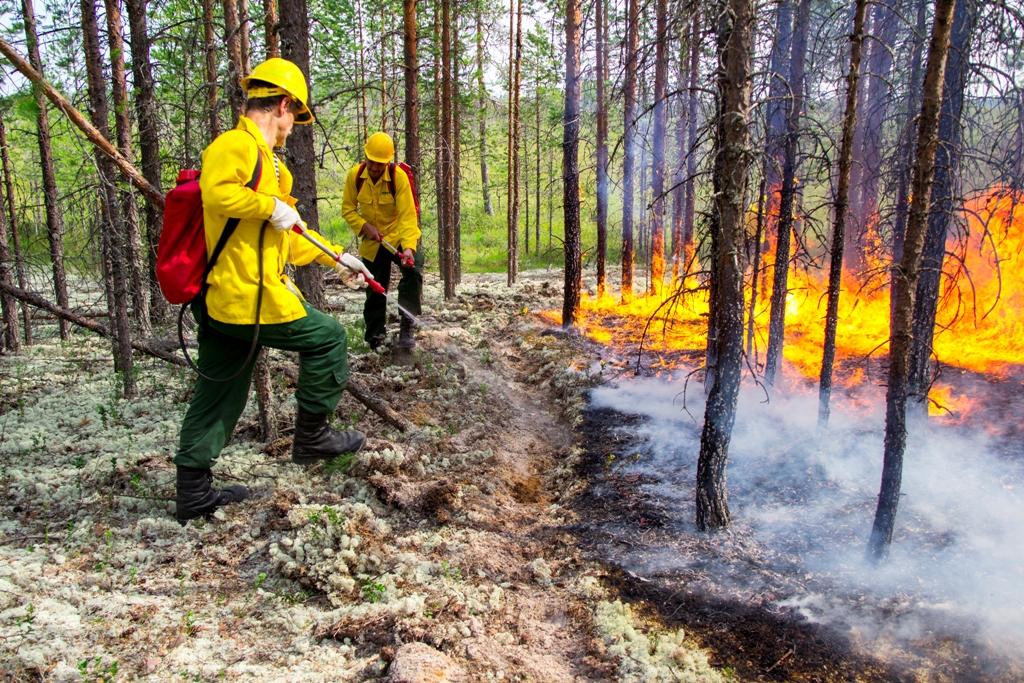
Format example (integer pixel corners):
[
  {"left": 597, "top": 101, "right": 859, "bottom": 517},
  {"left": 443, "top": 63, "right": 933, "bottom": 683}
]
[
  {"left": 342, "top": 163, "right": 420, "bottom": 262},
  {"left": 200, "top": 116, "right": 343, "bottom": 325}
]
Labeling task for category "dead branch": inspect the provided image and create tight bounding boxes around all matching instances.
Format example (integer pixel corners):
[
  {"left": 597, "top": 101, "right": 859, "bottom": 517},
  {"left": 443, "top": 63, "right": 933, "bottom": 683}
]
[
  {"left": 0, "top": 280, "right": 185, "bottom": 366},
  {"left": 0, "top": 37, "right": 164, "bottom": 209}
]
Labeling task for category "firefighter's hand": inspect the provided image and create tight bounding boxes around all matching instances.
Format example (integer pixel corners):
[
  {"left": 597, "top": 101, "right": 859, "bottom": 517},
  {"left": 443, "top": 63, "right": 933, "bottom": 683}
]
[
  {"left": 334, "top": 253, "right": 375, "bottom": 290},
  {"left": 270, "top": 197, "right": 302, "bottom": 232},
  {"left": 401, "top": 248, "right": 415, "bottom": 268},
  {"left": 361, "top": 223, "right": 383, "bottom": 242}
]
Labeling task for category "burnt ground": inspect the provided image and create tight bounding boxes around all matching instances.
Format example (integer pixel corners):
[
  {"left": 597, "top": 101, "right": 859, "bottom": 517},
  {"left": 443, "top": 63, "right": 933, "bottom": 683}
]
[{"left": 567, "top": 404, "right": 1023, "bottom": 683}]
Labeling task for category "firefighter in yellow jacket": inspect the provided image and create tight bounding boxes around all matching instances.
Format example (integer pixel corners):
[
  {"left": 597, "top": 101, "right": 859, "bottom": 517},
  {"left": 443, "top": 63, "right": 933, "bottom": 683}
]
[
  {"left": 174, "top": 58, "right": 375, "bottom": 523},
  {"left": 342, "top": 132, "right": 423, "bottom": 351}
]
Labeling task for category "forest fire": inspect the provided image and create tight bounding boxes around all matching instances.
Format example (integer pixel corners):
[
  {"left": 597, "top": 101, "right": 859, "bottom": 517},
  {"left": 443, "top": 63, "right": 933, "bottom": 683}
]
[{"left": 554, "top": 186, "right": 1024, "bottom": 410}]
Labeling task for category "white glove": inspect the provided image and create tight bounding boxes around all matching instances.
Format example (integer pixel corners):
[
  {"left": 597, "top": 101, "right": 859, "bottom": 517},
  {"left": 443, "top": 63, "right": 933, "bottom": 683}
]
[
  {"left": 334, "top": 252, "right": 375, "bottom": 290},
  {"left": 269, "top": 197, "right": 302, "bottom": 232}
]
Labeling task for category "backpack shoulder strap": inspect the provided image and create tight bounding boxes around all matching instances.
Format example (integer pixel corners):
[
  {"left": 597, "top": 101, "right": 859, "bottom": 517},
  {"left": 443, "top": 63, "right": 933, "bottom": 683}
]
[
  {"left": 388, "top": 162, "right": 397, "bottom": 197},
  {"left": 355, "top": 162, "right": 367, "bottom": 194},
  {"left": 202, "top": 131, "right": 263, "bottom": 284}
]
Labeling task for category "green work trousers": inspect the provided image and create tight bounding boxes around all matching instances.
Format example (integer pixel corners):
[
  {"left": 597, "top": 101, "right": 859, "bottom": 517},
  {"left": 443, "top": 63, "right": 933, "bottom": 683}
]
[
  {"left": 362, "top": 247, "right": 424, "bottom": 344},
  {"left": 174, "top": 301, "right": 349, "bottom": 469}
]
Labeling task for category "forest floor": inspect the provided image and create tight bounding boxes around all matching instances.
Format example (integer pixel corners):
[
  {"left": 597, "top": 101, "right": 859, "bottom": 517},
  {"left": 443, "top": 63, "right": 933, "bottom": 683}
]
[{"left": 0, "top": 268, "right": 956, "bottom": 682}]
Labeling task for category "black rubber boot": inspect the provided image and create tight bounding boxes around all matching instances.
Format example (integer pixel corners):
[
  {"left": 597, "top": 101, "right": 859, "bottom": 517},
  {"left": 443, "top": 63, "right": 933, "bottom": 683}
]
[
  {"left": 175, "top": 466, "right": 249, "bottom": 524},
  {"left": 395, "top": 316, "right": 415, "bottom": 350},
  {"left": 292, "top": 406, "right": 367, "bottom": 465}
]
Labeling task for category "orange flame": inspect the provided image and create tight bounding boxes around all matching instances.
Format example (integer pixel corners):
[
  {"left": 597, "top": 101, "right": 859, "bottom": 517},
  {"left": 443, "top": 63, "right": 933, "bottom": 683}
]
[{"left": 550, "top": 186, "right": 1024, "bottom": 390}]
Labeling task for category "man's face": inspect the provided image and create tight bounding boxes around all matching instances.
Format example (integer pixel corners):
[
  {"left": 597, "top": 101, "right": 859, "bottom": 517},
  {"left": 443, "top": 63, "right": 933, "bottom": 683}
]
[
  {"left": 274, "top": 98, "right": 298, "bottom": 145},
  {"left": 366, "top": 159, "right": 387, "bottom": 180}
]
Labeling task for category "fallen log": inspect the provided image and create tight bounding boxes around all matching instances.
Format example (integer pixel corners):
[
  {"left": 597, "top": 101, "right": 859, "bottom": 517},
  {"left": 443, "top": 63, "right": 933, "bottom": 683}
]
[
  {"left": 0, "top": 280, "right": 185, "bottom": 366},
  {"left": 1, "top": 281, "right": 414, "bottom": 431},
  {"left": 277, "top": 364, "right": 413, "bottom": 433}
]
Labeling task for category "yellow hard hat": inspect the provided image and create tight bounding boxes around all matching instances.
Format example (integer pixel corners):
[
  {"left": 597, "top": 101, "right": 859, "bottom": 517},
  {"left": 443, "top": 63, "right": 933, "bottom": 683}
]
[
  {"left": 242, "top": 58, "right": 314, "bottom": 124},
  {"left": 364, "top": 132, "right": 395, "bottom": 163}
]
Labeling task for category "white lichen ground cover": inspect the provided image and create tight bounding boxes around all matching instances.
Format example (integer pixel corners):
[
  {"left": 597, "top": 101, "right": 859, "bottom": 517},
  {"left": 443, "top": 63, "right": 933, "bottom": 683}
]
[{"left": 1, "top": 271, "right": 728, "bottom": 682}]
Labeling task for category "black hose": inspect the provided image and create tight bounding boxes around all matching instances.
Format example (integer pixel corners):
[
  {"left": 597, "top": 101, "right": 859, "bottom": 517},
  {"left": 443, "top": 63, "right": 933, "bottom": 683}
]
[{"left": 178, "top": 220, "right": 268, "bottom": 383}]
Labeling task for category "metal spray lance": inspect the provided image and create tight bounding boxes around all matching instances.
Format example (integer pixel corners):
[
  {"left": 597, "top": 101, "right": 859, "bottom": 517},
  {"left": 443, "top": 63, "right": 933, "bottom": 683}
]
[{"left": 289, "top": 224, "right": 421, "bottom": 325}]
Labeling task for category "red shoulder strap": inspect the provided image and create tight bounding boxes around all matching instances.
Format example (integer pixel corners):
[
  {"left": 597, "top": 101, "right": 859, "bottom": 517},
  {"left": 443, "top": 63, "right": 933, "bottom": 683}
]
[{"left": 355, "top": 162, "right": 367, "bottom": 194}]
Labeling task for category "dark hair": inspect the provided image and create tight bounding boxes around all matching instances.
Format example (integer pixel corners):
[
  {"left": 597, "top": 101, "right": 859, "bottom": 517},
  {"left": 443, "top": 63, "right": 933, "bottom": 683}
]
[{"left": 245, "top": 79, "right": 288, "bottom": 114}]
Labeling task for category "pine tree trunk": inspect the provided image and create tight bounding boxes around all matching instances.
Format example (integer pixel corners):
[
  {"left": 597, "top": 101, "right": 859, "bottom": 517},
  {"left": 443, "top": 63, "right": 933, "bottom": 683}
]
[
  {"left": 203, "top": 0, "right": 221, "bottom": 139},
  {"left": 906, "top": 0, "right": 974, "bottom": 423},
  {"left": 125, "top": 0, "right": 168, "bottom": 323},
  {"left": 82, "top": 0, "right": 136, "bottom": 397},
  {"left": 746, "top": 176, "right": 765, "bottom": 358},
  {"left": 890, "top": 0, "right": 928, "bottom": 331},
  {"left": 763, "top": 0, "right": 810, "bottom": 387},
  {"left": 506, "top": 0, "right": 523, "bottom": 286},
  {"left": 434, "top": 2, "right": 448, "bottom": 285},
  {"left": 562, "top": 0, "right": 581, "bottom": 326},
  {"left": 621, "top": 0, "right": 639, "bottom": 302},
  {"left": 671, "top": 22, "right": 687, "bottom": 285},
  {"left": 105, "top": 0, "right": 150, "bottom": 336},
  {"left": 239, "top": 0, "right": 251, "bottom": 73},
  {"left": 683, "top": 13, "right": 700, "bottom": 278},
  {"left": 441, "top": 0, "right": 456, "bottom": 298},
  {"left": 21, "top": 0, "right": 71, "bottom": 340},
  {"left": 763, "top": 0, "right": 794, "bottom": 209},
  {"left": 404, "top": 0, "right": 420, "bottom": 174},
  {"left": 475, "top": 4, "right": 492, "bottom": 216},
  {"left": 280, "top": 0, "right": 325, "bottom": 309},
  {"left": 594, "top": 0, "right": 607, "bottom": 295},
  {"left": 868, "top": 0, "right": 958, "bottom": 561},
  {"left": 818, "top": 0, "right": 868, "bottom": 428},
  {"left": 453, "top": 5, "right": 463, "bottom": 284},
  {"left": 855, "top": 3, "right": 898, "bottom": 229},
  {"left": 534, "top": 81, "right": 541, "bottom": 256},
  {"left": 0, "top": 115, "right": 28, "bottom": 347},
  {"left": 696, "top": 0, "right": 754, "bottom": 532},
  {"left": 224, "top": 0, "right": 246, "bottom": 124},
  {"left": 649, "top": 0, "right": 668, "bottom": 292},
  {"left": 255, "top": 349, "right": 278, "bottom": 443},
  {"left": 264, "top": 0, "right": 279, "bottom": 57},
  {"left": 0, "top": 119, "right": 19, "bottom": 352}
]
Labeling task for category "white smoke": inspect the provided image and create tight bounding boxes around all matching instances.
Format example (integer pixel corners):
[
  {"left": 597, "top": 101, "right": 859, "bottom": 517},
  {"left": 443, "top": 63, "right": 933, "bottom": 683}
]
[{"left": 588, "top": 373, "right": 1024, "bottom": 657}]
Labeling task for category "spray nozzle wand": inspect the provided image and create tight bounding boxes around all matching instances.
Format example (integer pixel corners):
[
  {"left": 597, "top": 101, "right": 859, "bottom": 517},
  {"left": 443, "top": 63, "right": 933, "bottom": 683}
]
[{"left": 290, "top": 225, "right": 420, "bottom": 325}]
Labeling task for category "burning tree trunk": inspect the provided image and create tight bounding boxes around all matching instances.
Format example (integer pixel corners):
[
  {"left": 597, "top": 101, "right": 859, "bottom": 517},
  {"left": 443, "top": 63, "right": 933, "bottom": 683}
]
[
  {"left": 475, "top": 4, "right": 493, "bottom": 217},
  {"left": 818, "top": 0, "right": 868, "bottom": 428},
  {"left": 82, "top": 0, "right": 136, "bottom": 397},
  {"left": 696, "top": 0, "right": 754, "bottom": 532},
  {"left": 21, "top": 0, "right": 71, "bottom": 340},
  {"left": 105, "top": 0, "right": 150, "bottom": 336},
  {"left": 763, "top": 0, "right": 810, "bottom": 387},
  {"left": 907, "top": 0, "right": 975, "bottom": 423},
  {"left": 649, "top": 0, "right": 669, "bottom": 292},
  {"left": 890, "top": 0, "right": 928, "bottom": 332},
  {"left": 561, "top": 0, "right": 581, "bottom": 327},
  {"left": 280, "top": 0, "right": 325, "bottom": 309},
  {"left": 0, "top": 115, "right": 29, "bottom": 346},
  {"left": 224, "top": 0, "right": 247, "bottom": 125},
  {"left": 264, "top": 0, "right": 279, "bottom": 57},
  {"left": 621, "top": 0, "right": 639, "bottom": 302},
  {"left": 595, "top": 0, "right": 608, "bottom": 296},
  {"left": 506, "top": 0, "right": 523, "bottom": 286},
  {"left": 125, "top": 0, "right": 168, "bottom": 323},
  {"left": 868, "top": 0, "right": 958, "bottom": 562},
  {"left": 202, "top": 0, "right": 221, "bottom": 139}
]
